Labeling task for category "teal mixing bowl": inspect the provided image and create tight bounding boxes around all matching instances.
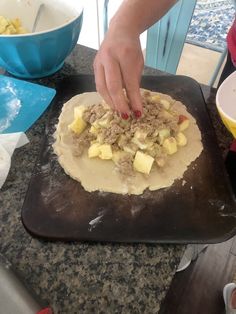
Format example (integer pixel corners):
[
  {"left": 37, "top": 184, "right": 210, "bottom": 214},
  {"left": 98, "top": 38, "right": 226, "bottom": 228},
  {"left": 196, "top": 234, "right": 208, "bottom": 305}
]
[{"left": 0, "top": 0, "right": 83, "bottom": 79}]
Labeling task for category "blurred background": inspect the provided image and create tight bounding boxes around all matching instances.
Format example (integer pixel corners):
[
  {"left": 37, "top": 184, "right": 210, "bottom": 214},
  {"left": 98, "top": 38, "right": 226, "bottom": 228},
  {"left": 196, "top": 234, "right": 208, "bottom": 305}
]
[{"left": 78, "top": 0, "right": 235, "bottom": 86}]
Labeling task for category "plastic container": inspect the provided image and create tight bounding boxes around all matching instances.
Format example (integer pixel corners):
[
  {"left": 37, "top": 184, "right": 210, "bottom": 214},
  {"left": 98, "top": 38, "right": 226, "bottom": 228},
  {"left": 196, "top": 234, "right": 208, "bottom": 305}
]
[
  {"left": 216, "top": 71, "right": 236, "bottom": 138},
  {"left": 0, "top": 0, "right": 83, "bottom": 78}
]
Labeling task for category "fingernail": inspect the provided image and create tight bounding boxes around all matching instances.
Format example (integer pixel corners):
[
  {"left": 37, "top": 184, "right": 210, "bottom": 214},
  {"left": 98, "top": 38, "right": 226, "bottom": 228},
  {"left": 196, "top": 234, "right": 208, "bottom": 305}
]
[
  {"left": 121, "top": 113, "right": 129, "bottom": 120},
  {"left": 134, "top": 110, "right": 142, "bottom": 118}
]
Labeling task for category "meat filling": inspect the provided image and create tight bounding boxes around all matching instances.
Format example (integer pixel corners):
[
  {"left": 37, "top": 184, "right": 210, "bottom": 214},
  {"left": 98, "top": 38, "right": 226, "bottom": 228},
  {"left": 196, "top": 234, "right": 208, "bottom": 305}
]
[{"left": 69, "top": 91, "right": 183, "bottom": 177}]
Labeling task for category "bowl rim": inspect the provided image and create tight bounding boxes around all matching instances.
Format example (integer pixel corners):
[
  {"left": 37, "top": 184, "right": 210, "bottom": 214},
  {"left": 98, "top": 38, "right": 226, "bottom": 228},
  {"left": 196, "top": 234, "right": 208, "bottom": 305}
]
[
  {"left": 0, "top": 5, "right": 83, "bottom": 37},
  {"left": 216, "top": 70, "right": 236, "bottom": 124}
]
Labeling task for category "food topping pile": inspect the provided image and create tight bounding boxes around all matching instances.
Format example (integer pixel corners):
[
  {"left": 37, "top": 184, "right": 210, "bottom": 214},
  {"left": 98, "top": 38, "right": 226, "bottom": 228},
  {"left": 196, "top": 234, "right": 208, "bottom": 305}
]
[
  {"left": 68, "top": 90, "right": 190, "bottom": 177},
  {"left": 0, "top": 16, "right": 27, "bottom": 34}
]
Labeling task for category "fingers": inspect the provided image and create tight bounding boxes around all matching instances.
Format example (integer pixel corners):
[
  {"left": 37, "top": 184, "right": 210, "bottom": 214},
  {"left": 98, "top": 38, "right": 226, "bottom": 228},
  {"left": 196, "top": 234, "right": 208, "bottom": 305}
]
[
  {"left": 123, "top": 77, "right": 143, "bottom": 118},
  {"left": 104, "top": 59, "right": 130, "bottom": 116},
  {"left": 121, "top": 51, "right": 144, "bottom": 116},
  {"left": 94, "top": 61, "right": 115, "bottom": 110},
  {"left": 93, "top": 37, "right": 144, "bottom": 117}
]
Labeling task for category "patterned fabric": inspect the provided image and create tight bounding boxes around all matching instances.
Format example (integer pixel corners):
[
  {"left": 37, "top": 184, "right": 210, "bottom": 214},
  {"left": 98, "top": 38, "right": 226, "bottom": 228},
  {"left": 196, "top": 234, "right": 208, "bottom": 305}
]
[{"left": 187, "top": 0, "right": 235, "bottom": 52}]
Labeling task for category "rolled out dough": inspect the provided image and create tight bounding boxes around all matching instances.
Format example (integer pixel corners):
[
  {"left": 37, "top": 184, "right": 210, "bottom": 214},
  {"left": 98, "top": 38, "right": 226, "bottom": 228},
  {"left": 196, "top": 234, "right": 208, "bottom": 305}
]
[{"left": 53, "top": 90, "right": 203, "bottom": 195}]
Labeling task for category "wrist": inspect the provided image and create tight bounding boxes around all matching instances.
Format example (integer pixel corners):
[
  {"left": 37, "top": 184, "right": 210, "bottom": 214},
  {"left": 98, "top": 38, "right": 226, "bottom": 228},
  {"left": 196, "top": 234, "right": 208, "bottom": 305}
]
[{"left": 109, "top": 14, "right": 141, "bottom": 39}]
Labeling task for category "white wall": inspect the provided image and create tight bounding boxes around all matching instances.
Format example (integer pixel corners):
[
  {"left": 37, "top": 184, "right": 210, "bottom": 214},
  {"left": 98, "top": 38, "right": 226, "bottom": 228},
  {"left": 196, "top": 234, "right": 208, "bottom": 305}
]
[{"left": 78, "top": 0, "right": 147, "bottom": 50}]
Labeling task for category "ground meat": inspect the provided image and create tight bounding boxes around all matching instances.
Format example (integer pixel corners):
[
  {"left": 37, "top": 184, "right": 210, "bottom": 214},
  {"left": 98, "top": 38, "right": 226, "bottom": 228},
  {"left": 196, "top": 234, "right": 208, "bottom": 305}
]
[
  {"left": 73, "top": 91, "right": 182, "bottom": 177},
  {"left": 72, "top": 129, "right": 95, "bottom": 156},
  {"left": 83, "top": 104, "right": 107, "bottom": 124},
  {"left": 117, "top": 154, "right": 134, "bottom": 177},
  {"left": 100, "top": 123, "right": 124, "bottom": 144}
]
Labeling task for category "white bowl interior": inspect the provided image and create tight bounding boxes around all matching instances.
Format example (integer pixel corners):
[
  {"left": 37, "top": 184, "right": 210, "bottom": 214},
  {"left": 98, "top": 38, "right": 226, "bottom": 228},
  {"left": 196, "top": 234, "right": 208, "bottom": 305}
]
[
  {"left": 0, "top": 0, "right": 83, "bottom": 33},
  {"left": 216, "top": 71, "right": 236, "bottom": 121}
]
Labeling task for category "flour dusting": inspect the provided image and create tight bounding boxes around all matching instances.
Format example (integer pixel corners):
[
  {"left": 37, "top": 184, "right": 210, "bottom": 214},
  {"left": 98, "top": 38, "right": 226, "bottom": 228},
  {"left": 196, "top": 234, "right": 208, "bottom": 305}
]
[
  {"left": 0, "top": 81, "right": 21, "bottom": 132},
  {"left": 0, "top": 98, "right": 21, "bottom": 132}
]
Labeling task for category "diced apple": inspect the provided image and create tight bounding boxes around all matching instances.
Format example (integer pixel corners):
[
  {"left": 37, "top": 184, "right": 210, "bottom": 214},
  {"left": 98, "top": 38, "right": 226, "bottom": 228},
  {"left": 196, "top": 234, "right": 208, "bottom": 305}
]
[
  {"left": 89, "top": 125, "right": 99, "bottom": 135},
  {"left": 176, "top": 132, "right": 187, "bottom": 146},
  {"left": 160, "top": 99, "right": 170, "bottom": 110},
  {"left": 96, "top": 134, "right": 104, "bottom": 144},
  {"left": 155, "top": 157, "right": 166, "bottom": 167},
  {"left": 150, "top": 95, "right": 160, "bottom": 102},
  {"left": 163, "top": 137, "right": 178, "bottom": 155},
  {"left": 68, "top": 116, "right": 87, "bottom": 135},
  {"left": 178, "top": 114, "right": 188, "bottom": 124},
  {"left": 158, "top": 128, "right": 170, "bottom": 144},
  {"left": 101, "top": 101, "right": 110, "bottom": 110},
  {"left": 179, "top": 119, "right": 190, "bottom": 131},
  {"left": 88, "top": 143, "right": 101, "bottom": 158},
  {"left": 134, "top": 130, "right": 148, "bottom": 140},
  {"left": 74, "top": 105, "right": 86, "bottom": 119},
  {"left": 119, "top": 119, "right": 129, "bottom": 128},
  {"left": 131, "top": 137, "right": 148, "bottom": 150},
  {"left": 160, "top": 110, "right": 173, "bottom": 120},
  {"left": 123, "top": 144, "right": 138, "bottom": 155},
  {"left": 133, "top": 151, "right": 154, "bottom": 175},
  {"left": 146, "top": 140, "right": 155, "bottom": 149},
  {"left": 118, "top": 134, "right": 128, "bottom": 148},
  {"left": 99, "top": 144, "right": 113, "bottom": 160},
  {"left": 152, "top": 129, "right": 159, "bottom": 137},
  {"left": 178, "top": 115, "right": 190, "bottom": 131},
  {"left": 97, "top": 112, "right": 111, "bottom": 128}
]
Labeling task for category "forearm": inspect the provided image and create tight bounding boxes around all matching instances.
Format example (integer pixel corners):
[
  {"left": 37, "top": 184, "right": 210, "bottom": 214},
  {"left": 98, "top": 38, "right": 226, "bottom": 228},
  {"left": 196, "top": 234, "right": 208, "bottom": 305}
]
[{"left": 109, "top": 0, "right": 178, "bottom": 36}]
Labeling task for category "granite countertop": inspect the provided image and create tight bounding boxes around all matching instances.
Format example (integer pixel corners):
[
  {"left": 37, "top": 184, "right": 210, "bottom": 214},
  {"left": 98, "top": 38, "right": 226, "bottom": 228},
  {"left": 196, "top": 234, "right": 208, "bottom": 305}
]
[{"left": 0, "top": 45, "right": 233, "bottom": 313}]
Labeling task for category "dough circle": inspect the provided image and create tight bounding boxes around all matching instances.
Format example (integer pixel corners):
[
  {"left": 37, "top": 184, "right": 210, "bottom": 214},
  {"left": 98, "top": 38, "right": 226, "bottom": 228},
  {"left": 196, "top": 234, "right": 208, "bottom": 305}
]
[{"left": 53, "top": 90, "right": 203, "bottom": 195}]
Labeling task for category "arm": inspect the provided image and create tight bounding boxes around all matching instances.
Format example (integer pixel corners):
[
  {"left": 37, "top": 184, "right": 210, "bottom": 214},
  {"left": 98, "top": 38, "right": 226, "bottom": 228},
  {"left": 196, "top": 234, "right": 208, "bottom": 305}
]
[{"left": 93, "top": 0, "right": 177, "bottom": 118}]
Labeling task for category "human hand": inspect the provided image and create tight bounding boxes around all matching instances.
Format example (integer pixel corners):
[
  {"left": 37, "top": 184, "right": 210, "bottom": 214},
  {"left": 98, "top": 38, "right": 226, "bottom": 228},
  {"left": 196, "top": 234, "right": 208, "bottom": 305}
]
[{"left": 93, "top": 28, "right": 144, "bottom": 119}]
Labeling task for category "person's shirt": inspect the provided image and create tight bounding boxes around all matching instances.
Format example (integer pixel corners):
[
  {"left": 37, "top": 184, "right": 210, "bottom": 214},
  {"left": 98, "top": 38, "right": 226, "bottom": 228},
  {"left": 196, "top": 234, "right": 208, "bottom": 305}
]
[{"left": 227, "top": 1, "right": 236, "bottom": 66}]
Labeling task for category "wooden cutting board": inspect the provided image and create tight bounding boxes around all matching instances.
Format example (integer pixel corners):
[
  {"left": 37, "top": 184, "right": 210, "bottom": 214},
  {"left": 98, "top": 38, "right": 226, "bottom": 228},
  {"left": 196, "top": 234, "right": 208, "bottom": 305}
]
[{"left": 21, "top": 75, "right": 236, "bottom": 243}]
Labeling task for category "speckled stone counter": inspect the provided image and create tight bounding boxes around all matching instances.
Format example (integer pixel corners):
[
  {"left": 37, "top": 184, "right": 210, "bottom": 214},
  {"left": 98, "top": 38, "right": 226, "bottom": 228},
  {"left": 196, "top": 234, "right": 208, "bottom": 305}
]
[{"left": 0, "top": 45, "right": 232, "bottom": 314}]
